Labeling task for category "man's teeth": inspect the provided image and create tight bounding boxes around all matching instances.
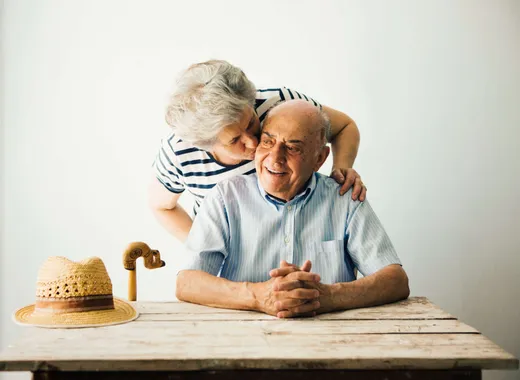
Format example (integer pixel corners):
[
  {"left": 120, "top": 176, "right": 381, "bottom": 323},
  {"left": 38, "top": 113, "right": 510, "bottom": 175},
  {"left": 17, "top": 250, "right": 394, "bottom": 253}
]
[{"left": 267, "top": 168, "right": 285, "bottom": 174}]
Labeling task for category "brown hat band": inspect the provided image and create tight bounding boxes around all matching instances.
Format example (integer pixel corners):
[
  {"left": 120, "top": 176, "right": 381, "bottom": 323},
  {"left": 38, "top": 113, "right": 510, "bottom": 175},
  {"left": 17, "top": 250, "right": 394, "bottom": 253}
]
[{"left": 35, "top": 295, "right": 115, "bottom": 314}]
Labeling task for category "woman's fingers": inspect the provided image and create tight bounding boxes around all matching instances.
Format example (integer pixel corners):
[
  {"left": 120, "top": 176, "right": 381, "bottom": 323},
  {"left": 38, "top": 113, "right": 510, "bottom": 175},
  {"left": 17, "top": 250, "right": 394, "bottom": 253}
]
[
  {"left": 359, "top": 183, "right": 367, "bottom": 202},
  {"left": 351, "top": 176, "right": 363, "bottom": 201}
]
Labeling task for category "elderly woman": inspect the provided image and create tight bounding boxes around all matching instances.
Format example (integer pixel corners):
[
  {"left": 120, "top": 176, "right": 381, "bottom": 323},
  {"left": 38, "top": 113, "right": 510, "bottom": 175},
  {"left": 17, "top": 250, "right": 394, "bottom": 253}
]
[{"left": 149, "top": 60, "right": 366, "bottom": 242}]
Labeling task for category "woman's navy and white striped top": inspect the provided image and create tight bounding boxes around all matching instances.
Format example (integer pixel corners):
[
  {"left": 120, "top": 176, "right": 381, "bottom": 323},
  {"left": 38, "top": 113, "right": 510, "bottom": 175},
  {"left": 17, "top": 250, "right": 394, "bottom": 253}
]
[{"left": 153, "top": 87, "right": 321, "bottom": 214}]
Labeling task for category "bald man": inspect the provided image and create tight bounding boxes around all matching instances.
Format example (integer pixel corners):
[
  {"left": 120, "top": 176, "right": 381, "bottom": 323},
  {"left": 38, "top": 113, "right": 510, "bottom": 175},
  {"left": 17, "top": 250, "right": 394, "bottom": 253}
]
[{"left": 176, "top": 100, "right": 409, "bottom": 318}]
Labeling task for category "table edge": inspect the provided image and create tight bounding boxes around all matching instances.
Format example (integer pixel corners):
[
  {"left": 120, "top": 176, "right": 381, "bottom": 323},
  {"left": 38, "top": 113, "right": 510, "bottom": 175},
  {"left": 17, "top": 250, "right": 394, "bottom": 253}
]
[{"left": 1, "top": 358, "right": 518, "bottom": 372}]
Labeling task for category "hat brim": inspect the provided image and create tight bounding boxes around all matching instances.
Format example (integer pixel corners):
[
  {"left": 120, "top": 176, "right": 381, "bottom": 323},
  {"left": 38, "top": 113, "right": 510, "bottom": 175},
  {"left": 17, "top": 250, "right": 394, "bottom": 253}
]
[{"left": 13, "top": 298, "right": 138, "bottom": 328}]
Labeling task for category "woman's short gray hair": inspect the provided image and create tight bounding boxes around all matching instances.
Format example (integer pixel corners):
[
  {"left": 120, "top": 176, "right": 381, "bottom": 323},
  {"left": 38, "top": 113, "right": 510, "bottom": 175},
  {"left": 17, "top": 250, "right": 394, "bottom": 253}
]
[{"left": 165, "top": 60, "right": 257, "bottom": 149}]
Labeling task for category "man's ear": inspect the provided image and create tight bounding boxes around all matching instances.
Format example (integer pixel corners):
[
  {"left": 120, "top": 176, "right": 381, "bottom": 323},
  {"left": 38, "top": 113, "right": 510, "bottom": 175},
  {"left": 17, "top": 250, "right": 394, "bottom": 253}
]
[{"left": 313, "top": 145, "right": 330, "bottom": 172}]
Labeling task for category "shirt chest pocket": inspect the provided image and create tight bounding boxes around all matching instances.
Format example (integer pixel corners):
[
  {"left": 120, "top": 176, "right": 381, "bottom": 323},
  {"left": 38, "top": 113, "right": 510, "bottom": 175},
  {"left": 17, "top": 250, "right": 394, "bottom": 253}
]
[
  {"left": 305, "top": 240, "right": 344, "bottom": 284},
  {"left": 313, "top": 240, "right": 343, "bottom": 254}
]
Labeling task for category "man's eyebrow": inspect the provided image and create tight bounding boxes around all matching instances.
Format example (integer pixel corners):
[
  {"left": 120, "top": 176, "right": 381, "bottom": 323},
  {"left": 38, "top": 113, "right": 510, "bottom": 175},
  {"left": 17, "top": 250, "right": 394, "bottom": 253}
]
[{"left": 262, "top": 131, "right": 304, "bottom": 144}]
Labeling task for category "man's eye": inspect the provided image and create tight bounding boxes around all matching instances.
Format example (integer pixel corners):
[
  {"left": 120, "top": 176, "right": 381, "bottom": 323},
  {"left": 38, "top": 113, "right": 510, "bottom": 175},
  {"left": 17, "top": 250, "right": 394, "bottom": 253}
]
[
  {"left": 287, "top": 146, "right": 300, "bottom": 153},
  {"left": 261, "top": 139, "right": 274, "bottom": 146}
]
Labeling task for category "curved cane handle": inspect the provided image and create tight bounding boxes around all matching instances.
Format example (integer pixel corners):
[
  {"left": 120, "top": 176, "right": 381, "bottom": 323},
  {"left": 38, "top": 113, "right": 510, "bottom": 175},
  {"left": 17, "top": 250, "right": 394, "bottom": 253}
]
[
  {"left": 123, "top": 241, "right": 165, "bottom": 270},
  {"left": 123, "top": 242, "right": 165, "bottom": 301}
]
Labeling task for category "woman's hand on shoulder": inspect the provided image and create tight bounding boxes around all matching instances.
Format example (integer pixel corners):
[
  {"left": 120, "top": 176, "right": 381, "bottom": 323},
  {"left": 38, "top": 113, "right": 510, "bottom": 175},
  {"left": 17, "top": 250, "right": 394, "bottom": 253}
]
[{"left": 330, "top": 167, "right": 367, "bottom": 201}]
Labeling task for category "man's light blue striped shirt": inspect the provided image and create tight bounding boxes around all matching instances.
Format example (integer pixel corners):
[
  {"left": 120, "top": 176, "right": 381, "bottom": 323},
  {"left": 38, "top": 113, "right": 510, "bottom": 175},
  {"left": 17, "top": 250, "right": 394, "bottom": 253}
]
[{"left": 182, "top": 172, "right": 401, "bottom": 284}]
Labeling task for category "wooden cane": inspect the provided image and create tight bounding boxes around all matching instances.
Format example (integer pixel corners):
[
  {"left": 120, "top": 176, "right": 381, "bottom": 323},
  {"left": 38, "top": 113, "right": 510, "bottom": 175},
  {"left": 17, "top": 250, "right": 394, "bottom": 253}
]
[{"left": 122, "top": 242, "right": 165, "bottom": 301}]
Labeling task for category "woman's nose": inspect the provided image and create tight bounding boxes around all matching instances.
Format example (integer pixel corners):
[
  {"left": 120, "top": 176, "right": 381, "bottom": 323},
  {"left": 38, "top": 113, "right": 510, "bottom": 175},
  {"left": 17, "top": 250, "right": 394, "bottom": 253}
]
[{"left": 243, "top": 133, "right": 258, "bottom": 149}]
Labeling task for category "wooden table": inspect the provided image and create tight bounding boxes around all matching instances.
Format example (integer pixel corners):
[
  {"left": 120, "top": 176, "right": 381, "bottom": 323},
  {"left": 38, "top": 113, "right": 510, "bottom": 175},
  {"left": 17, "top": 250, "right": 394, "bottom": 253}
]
[{"left": 0, "top": 297, "right": 517, "bottom": 379}]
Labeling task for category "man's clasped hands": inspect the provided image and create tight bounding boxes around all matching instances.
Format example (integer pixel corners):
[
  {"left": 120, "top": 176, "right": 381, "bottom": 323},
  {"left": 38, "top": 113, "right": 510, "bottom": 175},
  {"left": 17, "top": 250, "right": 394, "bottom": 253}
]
[{"left": 252, "top": 260, "right": 333, "bottom": 318}]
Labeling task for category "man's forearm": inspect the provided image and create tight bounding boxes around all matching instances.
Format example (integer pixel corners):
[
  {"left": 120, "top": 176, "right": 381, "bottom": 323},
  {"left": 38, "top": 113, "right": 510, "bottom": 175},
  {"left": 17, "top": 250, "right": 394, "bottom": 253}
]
[
  {"left": 320, "top": 264, "right": 410, "bottom": 313},
  {"left": 331, "top": 120, "right": 360, "bottom": 169},
  {"left": 151, "top": 206, "right": 193, "bottom": 242},
  {"left": 176, "top": 270, "right": 257, "bottom": 311}
]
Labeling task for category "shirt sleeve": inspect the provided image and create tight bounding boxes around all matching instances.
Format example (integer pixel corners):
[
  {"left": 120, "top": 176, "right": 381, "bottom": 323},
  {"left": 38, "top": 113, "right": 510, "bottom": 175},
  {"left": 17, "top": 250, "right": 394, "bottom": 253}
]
[
  {"left": 344, "top": 198, "right": 402, "bottom": 276},
  {"left": 281, "top": 87, "right": 321, "bottom": 109},
  {"left": 152, "top": 134, "right": 186, "bottom": 193},
  {"left": 179, "top": 186, "right": 229, "bottom": 275},
  {"left": 255, "top": 88, "right": 322, "bottom": 123}
]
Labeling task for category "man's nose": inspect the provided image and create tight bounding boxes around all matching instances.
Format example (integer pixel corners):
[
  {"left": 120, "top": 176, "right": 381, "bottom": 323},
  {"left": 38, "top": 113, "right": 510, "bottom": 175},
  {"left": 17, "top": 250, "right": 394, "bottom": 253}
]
[{"left": 270, "top": 144, "right": 286, "bottom": 165}]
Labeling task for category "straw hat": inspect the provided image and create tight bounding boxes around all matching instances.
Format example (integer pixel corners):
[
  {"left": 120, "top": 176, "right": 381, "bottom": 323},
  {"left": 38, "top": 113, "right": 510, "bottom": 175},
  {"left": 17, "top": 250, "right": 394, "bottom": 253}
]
[{"left": 14, "top": 256, "right": 138, "bottom": 328}]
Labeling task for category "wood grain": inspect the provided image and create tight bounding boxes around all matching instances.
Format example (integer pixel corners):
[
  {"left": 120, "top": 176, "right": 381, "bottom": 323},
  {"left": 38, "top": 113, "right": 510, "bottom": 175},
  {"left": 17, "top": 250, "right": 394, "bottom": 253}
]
[
  {"left": 129, "top": 319, "right": 478, "bottom": 334},
  {"left": 0, "top": 297, "right": 517, "bottom": 373},
  {"left": 135, "top": 297, "right": 455, "bottom": 321},
  {"left": 1, "top": 333, "right": 517, "bottom": 371}
]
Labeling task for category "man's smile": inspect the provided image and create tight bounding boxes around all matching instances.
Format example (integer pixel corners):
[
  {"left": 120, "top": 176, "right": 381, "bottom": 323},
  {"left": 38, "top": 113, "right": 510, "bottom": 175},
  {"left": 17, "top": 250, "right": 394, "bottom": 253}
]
[{"left": 265, "top": 167, "right": 288, "bottom": 176}]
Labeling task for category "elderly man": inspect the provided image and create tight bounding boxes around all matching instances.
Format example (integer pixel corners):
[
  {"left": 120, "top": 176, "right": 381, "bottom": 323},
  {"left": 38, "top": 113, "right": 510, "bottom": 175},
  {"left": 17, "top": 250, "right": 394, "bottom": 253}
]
[{"left": 176, "top": 100, "right": 409, "bottom": 318}]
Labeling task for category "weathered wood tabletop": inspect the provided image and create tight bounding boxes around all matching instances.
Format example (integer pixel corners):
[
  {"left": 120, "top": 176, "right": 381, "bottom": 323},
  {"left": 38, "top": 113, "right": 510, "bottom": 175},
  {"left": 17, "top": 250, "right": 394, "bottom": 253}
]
[{"left": 0, "top": 297, "right": 517, "bottom": 380}]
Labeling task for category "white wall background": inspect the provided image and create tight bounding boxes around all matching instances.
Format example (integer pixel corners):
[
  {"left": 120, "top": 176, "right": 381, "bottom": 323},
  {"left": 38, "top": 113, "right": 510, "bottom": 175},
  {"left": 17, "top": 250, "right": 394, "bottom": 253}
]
[{"left": 1, "top": 1, "right": 519, "bottom": 379}]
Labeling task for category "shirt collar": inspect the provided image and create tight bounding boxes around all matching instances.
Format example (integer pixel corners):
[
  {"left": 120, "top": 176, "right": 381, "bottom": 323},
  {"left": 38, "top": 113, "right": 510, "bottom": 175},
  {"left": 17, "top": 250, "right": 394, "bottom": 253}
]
[{"left": 256, "top": 172, "right": 318, "bottom": 210}]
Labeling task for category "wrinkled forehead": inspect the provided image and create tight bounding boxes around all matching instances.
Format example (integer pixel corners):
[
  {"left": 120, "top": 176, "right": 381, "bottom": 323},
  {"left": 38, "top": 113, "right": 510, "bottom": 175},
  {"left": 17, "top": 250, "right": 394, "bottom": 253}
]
[{"left": 262, "top": 112, "right": 321, "bottom": 142}]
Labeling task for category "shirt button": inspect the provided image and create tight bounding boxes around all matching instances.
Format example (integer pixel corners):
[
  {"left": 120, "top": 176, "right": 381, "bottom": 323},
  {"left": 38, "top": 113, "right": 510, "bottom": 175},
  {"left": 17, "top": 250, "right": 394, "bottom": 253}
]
[
  {"left": 284, "top": 236, "right": 290, "bottom": 244},
  {"left": 287, "top": 205, "right": 292, "bottom": 211}
]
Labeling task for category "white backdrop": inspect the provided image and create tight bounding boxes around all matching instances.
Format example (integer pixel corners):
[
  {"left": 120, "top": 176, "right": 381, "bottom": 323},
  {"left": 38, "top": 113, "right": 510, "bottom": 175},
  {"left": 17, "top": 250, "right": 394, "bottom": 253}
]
[{"left": 2, "top": 1, "right": 519, "bottom": 379}]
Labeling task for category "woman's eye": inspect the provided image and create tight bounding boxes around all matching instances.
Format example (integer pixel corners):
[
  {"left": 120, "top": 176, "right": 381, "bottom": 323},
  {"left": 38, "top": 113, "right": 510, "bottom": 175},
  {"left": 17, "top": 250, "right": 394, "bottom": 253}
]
[{"left": 230, "top": 138, "right": 239, "bottom": 144}]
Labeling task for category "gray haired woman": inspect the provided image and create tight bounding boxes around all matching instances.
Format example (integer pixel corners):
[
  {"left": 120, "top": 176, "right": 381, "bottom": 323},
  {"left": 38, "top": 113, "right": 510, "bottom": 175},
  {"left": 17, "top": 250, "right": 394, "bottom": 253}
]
[{"left": 149, "top": 60, "right": 366, "bottom": 242}]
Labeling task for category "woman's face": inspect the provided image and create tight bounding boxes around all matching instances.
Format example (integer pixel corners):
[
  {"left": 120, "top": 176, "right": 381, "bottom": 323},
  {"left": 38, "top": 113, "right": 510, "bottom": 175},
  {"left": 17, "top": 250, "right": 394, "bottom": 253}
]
[{"left": 211, "top": 106, "right": 261, "bottom": 165}]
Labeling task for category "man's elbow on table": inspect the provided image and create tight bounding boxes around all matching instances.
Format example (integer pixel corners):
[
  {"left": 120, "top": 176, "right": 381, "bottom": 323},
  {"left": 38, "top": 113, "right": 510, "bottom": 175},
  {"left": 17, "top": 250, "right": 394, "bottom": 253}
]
[
  {"left": 392, "top": 265, "right": 410, "bottom": 301},
  {"left": 175, "top": 270, "right": 192, "bottom": 301}
]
